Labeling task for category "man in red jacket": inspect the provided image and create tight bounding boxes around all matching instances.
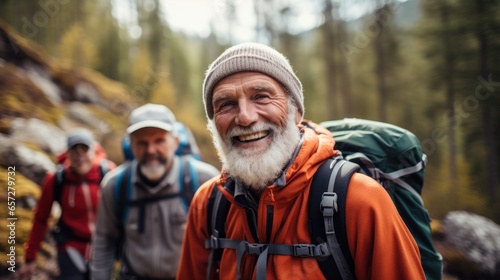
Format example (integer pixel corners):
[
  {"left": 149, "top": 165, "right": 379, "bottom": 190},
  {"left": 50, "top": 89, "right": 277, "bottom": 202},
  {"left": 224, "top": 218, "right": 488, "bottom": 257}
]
[
  {"left": 177, "top": 43, "right": 425, "bottom": 279},
  {"left": 20, "top": 129, "right": 115, "bottom": 280}
]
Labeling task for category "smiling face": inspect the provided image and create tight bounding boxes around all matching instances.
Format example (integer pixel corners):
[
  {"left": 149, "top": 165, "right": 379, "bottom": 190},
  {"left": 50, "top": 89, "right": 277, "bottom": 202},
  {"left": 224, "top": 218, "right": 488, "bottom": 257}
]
[
  {"left": 208, "top": 71, "right": 302, "bottom": 190},
  {"left": 68, "top": 144, "right": 96, "bottom": 175}
]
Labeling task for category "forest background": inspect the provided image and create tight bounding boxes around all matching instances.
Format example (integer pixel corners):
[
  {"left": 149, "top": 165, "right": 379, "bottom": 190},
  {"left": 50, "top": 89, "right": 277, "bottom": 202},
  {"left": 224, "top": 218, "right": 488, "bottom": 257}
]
[{"left": 0, "top": 0, "right": 499, "bottom": 269}]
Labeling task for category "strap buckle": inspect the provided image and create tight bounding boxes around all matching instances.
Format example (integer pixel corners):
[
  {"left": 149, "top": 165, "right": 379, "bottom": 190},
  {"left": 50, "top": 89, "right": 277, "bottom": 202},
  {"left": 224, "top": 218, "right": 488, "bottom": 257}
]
[
  {"left": 246, "top": 243, "right": 267, "bottom": 255},
  {"left": 205, "top": 235, "right": 220, "bottom": 249},
  {"left": 293, "top": 244, "right": 315, "bottom": 257},
  {"left": 320, "top": 192, "right": 338, "bottom": 217},
  {"left": 317, "top": 242, "right": 331, "bottom": 257}
]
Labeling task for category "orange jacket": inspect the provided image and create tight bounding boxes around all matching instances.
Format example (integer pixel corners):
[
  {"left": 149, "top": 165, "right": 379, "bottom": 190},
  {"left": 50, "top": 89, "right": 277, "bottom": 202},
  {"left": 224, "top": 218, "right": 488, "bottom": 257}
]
[{"left": 178, "top": 123, "right": 425, "bottom": 280}]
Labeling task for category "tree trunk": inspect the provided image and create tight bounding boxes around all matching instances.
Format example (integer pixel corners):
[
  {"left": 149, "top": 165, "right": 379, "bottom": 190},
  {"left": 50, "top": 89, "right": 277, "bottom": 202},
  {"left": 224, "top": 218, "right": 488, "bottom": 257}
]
[
  {"left": 476, "top": 0, "right": 498, "bottom": 203},
  {"left": 337, "top": 20, "right": 353, "bottom": 116},
  {"left": 439, "top": 0, "right": 458, "bottom": 193},
  {"left": 322, "top": 0, "right": 340, "bottom": 120},
  {"left": 373, "top": 5, "right": 387, "bottom": 122}
]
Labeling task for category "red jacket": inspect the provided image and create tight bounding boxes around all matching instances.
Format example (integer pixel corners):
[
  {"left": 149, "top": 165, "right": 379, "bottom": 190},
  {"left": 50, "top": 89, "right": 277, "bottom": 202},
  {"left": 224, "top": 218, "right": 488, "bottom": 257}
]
[
  {"left": 177, "top": 123, "right": 425, "bottom": 280},
  {"left": 24, "top": 144, "right": 115, "bottom": 262}
]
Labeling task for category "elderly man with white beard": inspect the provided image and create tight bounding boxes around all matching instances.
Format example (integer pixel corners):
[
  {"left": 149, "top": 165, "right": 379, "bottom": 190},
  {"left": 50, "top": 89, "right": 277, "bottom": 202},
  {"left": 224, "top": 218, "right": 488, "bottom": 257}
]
[
  {"left": 91, "top": 103, "right": 219, "bottom": 280},
  {"left": 177, "top": 43, "right": 425, "bottom": 280}
]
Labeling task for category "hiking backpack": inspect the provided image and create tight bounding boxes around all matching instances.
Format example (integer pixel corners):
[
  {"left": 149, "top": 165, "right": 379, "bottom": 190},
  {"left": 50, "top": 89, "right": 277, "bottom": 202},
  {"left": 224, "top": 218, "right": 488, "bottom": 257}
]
[
  {"left": 174, "top": 121, "right": 201, "bottom": 160},
  {"left": 204, "top": 118, "right": 443, "bottom": 280},
  {"left": 113, "top": 155, "right": 200, "bottom": 233},
  {"left": 53, "top": 159, "right": 110, "bottom": 204},
  {"left": 319, "top": 118, "right": 442, "bottom": 279},
  {"left": 52, "top": 160, "right": 110, "bottom": 244}
]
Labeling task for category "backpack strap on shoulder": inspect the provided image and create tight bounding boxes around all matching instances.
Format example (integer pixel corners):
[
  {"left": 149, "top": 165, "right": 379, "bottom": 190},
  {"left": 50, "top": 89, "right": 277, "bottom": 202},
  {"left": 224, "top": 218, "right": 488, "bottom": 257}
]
[
  {"left": 98, "top": 159, "right": 110, "bottom": 181},
  {"left": 113, "top": 164, "right": 132, "bottom": 261},
  {"left": 114, "top": 165, "right": 133, "bottom": 225},
  {"left": 310, "top": 156, "right": 359, "bottom": 280},
  {"left": 206, "top": 183, "right": 231, "bottom": 280},
  {"left": 178, "top": 156, "right": 199, "bottom": 212},
  {"left": 53, "top": 167, "right": 66, "bottom": 204}
]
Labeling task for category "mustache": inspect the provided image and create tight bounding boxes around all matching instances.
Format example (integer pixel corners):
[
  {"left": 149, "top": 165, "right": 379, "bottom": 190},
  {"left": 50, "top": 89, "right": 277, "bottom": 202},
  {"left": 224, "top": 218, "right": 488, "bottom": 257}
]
[
  {"left": 227, "top": 123, "right": 275, "bottom": 138},
  {"left": 140, "top": 154, "right": 167, "bottom": 164}
]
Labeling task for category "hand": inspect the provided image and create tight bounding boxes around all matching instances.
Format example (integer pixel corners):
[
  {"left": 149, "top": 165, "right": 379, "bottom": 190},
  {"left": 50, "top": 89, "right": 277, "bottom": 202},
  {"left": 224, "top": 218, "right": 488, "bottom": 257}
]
[{"left": 19, "top": 261, "right": 36, "bottom": 280}]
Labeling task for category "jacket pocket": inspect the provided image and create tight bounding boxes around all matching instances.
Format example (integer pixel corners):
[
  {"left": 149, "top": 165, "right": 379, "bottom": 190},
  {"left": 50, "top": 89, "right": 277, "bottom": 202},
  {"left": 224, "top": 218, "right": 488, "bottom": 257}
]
[{"left": 171, "top": 208, "right": 188, "bottom": 243}]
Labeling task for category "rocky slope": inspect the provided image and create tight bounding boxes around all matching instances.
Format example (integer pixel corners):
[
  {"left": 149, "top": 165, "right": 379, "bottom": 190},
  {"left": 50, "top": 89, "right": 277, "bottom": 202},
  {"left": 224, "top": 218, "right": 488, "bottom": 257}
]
[{"left": 0, "top": 20, "right": 134, "bottom": 278}]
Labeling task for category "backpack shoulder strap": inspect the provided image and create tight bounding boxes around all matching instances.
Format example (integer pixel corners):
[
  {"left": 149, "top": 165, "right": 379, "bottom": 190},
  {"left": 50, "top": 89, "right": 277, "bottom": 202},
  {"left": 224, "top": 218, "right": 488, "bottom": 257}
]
[
  {"left": 113, "top": 164, "right": 132, "bottom": 260},
  {"left": 206, "top": 183, "right": 231, "bottom": 280},
  {"left": 114, "top": 164, "right": 133, "bottom": 227},
  {"left": 98, "top": 159, "right": 111, "bottom": 181},
  {"left": 309, "top": 157, "right": 359, "bottom": 280},
  {"left": 53, "top": 167, "right": 66, "bottom": 204},
  {"left": 178, "top": 156, "right": 199, "bottom": 211}
]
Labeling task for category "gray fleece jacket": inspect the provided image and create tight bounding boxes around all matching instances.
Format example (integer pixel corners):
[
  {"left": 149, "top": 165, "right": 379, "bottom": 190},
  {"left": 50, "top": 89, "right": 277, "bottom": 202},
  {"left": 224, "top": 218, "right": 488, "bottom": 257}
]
[{"left": 91, "top": 156, "right": 219, "bottom": 279}]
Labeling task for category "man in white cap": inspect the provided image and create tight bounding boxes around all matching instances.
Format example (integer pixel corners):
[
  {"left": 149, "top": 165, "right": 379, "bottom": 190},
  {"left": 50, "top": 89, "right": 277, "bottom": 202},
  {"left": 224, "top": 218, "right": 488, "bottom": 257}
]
[
  {"left": 177, "top": 43, "right": 425, "bottom": 279},
  {"left": 91, "top": 103, "right": 219, "bottom": 280},
  {"left": 20, "top": 128, "right": 115, "bottom": 280}
]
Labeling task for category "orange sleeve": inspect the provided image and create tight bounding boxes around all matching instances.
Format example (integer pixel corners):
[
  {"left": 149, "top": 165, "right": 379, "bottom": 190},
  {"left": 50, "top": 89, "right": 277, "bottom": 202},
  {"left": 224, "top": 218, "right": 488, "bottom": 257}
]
[
  {"left": 177, "top": 180, "right": 216, "bottom": 280},
  {"left": 346, "top": 173, "right": 425, "bottom": 280}
]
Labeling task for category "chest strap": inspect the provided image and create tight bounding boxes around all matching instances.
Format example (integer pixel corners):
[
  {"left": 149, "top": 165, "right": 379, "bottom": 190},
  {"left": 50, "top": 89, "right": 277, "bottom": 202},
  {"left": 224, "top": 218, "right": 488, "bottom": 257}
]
[{"left": 205, "top": 237, "right": 330, "bottom": 279}]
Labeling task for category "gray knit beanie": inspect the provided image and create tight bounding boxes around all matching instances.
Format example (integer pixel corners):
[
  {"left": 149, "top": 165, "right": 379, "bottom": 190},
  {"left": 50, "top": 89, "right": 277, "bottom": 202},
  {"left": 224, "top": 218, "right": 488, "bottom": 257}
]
[{"left": 203, "top": 42, "right": 304, "bottom": 120}]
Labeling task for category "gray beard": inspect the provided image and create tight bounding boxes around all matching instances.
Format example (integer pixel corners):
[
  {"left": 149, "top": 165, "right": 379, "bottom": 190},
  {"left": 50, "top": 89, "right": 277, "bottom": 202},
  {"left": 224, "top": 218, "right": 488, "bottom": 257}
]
[
  {"left": 139, "top": 162, "right": 167, "bottom": 181},
  {"left": 208, "top": 103, "right": 301, "bottom": 191}
]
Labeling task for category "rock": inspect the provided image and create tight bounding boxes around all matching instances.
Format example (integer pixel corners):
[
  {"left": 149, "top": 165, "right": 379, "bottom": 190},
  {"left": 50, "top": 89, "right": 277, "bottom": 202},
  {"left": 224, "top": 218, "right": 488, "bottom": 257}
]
[
  {"left": 0, "top": 134, "right": 56, "bottom": 185},
  {"left": 67, "top": 102, "right": 105, "bottom": 130},
  {"left": 443, "top": 211, "right": 500, "bottom": 277},
  {"left": 10, "top": 118, "right": 67, "bottom": 155},
  {"left": 20, "top": 60, "right": 63, "bottom": 105},
  {"left": 75, "top": 81, "right": 101, "bottom": 104}
]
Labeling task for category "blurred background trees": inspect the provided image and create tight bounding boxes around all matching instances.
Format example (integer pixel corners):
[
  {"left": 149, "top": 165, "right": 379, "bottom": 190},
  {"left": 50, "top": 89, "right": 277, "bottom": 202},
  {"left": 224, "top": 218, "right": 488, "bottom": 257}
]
[{"left": 0, "top": 0, "right": 499, "bottom": 223}]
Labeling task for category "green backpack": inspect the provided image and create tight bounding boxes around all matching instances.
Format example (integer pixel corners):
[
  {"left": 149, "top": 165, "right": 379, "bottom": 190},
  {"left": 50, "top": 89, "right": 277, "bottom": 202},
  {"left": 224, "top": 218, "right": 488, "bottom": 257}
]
[
  {"left": 319, "top": 118, "right": 443, "bottom": 280},
  {"left": 204, "top": 118, "right": 442, "bottom": 280}
]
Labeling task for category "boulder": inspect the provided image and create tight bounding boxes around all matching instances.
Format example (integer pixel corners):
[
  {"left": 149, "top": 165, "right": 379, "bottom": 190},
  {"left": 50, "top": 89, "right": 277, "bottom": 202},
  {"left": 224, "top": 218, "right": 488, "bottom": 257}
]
[
  {"left": 0, "top": 134, "right": 56, "bottom": 185},
  {"left": 10, "top": 118, "right": 67, "bottom": 155},
  {"left": 67, "top": 102, "right": 105, "bottom": 130},
  {"left": 443, "top": 211, "right": 500, "bottom": 277},
  {"left": 20, "top": 60, "right": 63, "bottom": 105}
]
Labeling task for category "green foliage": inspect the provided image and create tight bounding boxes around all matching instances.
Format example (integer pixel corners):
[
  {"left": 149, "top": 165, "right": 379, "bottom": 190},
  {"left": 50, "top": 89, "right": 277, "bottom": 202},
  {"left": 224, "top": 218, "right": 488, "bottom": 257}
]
[
  {"left": 423, "top": 153, "right": 491, "bottom": 220},
  {"left": 59, "top": 23, "right": 97, "bottom": 68},
  {"left": 0, "top": 168, "right": 40, "bottom": 265},
  {"left": 0, "top": 64, "right": 62, "bottom": 126}
]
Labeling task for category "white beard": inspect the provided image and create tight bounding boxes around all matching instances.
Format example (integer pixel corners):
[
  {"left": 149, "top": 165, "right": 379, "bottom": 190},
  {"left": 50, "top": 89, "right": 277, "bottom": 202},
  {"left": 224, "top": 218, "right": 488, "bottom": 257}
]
[
  {"left": 139, "top": 161, "right": 167, "bottom": 181},
  {"left": 208, "top": 102, "right": 301, "bottom": 191}
]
